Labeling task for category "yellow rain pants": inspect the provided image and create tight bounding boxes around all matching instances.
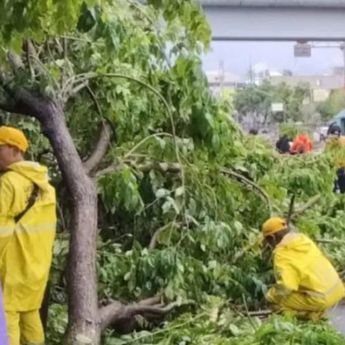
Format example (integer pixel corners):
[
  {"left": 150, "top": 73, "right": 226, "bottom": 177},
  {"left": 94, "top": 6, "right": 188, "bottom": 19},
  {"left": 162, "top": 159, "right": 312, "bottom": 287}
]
[
  {"left": 5, "top": 310, "right": 44, "bottom": 345},
  {"left": 266, "top": 233, "right": 345, "bottom": 319}
]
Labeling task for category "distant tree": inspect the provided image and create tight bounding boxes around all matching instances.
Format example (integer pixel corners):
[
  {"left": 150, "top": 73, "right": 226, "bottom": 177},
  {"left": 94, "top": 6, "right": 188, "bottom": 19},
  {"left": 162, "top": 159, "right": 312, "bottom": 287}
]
[
  {"left": 234, "top": 81, "right": 309, "bottom": 127},
  {"left": 317, "top": 89, "right": 345, "bottom": 120},
  {"left": 273, "top": 83, "right": 310, "bottom": 123},
  {"left": 234, "top": 80, "right": 274, "bottom": 127}
]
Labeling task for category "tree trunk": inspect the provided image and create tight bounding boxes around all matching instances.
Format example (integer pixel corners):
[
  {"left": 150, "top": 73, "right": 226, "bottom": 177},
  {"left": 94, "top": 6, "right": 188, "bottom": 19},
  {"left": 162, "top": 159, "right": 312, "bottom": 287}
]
[{"left": 38, "top": 101, "right": 100, "bottom": 344}]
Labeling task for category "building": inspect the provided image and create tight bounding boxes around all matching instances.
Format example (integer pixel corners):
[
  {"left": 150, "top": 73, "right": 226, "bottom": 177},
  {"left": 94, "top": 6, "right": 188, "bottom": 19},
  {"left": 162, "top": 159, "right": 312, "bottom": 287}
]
[
  {"left": 268, "top": 74, "right": 343, "bottom": 91},
  {"left": 206, "top": 70, "right": 246, "bottom": 93},
  {"left": 266, "top": 74, "right": 344, "bottom": 102}
]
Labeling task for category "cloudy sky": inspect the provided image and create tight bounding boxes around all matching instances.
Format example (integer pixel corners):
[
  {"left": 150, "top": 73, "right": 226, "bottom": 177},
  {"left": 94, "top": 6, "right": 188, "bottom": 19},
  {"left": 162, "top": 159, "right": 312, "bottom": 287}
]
[{"left": 202, "top": 41, "right": 345, "bottom": 78}]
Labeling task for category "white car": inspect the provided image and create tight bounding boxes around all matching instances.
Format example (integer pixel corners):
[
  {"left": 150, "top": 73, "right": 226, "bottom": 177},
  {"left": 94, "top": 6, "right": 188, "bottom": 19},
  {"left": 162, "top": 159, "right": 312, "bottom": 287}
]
[{"left": 313, "top": 126, "right": 328, "bottom": 142}]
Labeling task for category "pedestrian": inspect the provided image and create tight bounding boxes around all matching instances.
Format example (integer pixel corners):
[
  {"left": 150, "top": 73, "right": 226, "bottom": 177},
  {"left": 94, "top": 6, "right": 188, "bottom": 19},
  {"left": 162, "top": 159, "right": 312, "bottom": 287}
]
[
  {"left": 0, "top": 126, "right": 56, "bottom": 345},
  {"left": 275, "top": 134, "right": 291, "bottom": 154},
  {"left": 326, "top": 125, "right": 345, "bottom": 193},
  {"left": 290, "top": 133, "right": 313, "bottom": 154},
  {"left": 262, "top": 217, "right": 344, "bottom": 320},
  {"left": 327, "top": 123, "right": 342, "bottom": 137}
]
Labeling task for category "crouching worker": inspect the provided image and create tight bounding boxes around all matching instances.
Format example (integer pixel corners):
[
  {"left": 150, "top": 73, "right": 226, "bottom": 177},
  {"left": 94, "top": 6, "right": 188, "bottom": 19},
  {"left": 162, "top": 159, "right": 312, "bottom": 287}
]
[
  {"left": 0, "top": 127, "right": 56, "bottom": 345},
  {"left": 262, "top": 217, "right": 345, "bottom": 320}
]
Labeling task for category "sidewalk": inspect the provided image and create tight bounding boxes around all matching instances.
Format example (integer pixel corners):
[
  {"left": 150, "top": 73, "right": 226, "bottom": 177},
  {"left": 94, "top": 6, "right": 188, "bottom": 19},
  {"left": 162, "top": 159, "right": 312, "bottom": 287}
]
[{"left": 327, "top": 303, "right": 345, "bottom": 337}]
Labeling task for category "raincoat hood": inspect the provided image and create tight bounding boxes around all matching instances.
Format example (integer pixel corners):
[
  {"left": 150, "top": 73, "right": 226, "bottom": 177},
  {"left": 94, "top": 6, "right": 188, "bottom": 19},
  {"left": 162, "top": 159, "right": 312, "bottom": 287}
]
[{"left": 8, "top": 161, "right": 51, "bottom": 194}]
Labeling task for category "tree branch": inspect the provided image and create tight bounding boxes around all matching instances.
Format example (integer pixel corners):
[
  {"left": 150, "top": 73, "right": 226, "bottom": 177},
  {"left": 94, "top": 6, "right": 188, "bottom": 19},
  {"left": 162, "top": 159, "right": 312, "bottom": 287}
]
[
  {"left": 99, "top": 301, "right": 125, "bottom": 331},
  {"left": 135, "top": 161, "right": 181, "bottom": 174},
  {"left": 95, "top": 163, "right": 122, "bottom": 177},
  {"left": 315, "top": 238, "right": 345, "bottom": 245},
  {"left": 137, "top": 295, "right": 162, "bottom": 306},
  {"left": 24, "top": 40, "right": 36, "bottom": 78},
  {"left": 27, "top": 41, "right": 51, "bottom": 79},
  {"left": 69, "top": 80, "right": 89, "bottom": 99},
  {"left": 7, "top": 51, "right": 24, "bottom": 72},
  {"left": 83, "top": 86, "right": 113, "bottom": 174},
  {"left": 99, "top": 299, "right": 178, "bottom": 331},
  {"left": 149, "top": 222, "right": 176, "bottom": 249},
  {"left": 0, "top": 85, "right": 47, "bottom": 118},
  {"left": 290, "top": 194, "right": 320, "bottom": 220},
  {"left": 84, "top": 122, "right": 112, "bottom": 174},
  {"left": 95, "top": 160, "right": 182, "bottom": 178},
  {"left": 247, "top": 310, "right": 272, "bottom": 317},
  {"left": 220, "top": 168, "right": 272, "bottom": 215}
]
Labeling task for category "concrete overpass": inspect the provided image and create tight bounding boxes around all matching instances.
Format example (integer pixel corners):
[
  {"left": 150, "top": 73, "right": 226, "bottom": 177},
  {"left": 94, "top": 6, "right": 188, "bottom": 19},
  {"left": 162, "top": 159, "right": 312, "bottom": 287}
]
[{"left": 200, "top": 0, "right": 345, "bottom": 41}]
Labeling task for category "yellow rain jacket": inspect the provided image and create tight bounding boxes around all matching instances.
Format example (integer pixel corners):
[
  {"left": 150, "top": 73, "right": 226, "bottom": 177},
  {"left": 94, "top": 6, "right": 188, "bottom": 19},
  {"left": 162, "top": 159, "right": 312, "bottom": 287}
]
[
  {"left": 0, "top": 161, "right": 56, "bottom": 311},
  {"left": 266, "top": 233, "right": 344, "bottom": 312},
  {"left": 326, "top": 136, "right": 345, "bottom": 168}
]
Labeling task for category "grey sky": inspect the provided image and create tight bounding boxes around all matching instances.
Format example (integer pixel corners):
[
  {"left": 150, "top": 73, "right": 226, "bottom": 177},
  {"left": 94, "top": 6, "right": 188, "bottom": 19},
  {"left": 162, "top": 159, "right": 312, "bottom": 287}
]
[{"left": 202, "top": 41, "right": 344, "bottom": 77}]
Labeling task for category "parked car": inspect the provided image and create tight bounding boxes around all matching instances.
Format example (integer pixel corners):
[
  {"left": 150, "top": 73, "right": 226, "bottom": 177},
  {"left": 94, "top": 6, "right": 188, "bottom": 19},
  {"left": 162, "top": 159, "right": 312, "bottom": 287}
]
[{"left": 328, "top": 109, "right": 345, "bottom": 135}]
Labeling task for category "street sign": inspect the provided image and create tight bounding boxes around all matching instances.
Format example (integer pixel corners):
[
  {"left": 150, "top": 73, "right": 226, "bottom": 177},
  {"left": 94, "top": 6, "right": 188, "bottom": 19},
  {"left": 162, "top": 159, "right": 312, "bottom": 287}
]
[
  {"left": 294, "top": 43, "right": 311, "bottom": 57},
  {"left": 271, "top": 103, "right": 284, "bottom": 112},
  {"left": 313, "top": 89, "right": 330, "bottom": 102}
]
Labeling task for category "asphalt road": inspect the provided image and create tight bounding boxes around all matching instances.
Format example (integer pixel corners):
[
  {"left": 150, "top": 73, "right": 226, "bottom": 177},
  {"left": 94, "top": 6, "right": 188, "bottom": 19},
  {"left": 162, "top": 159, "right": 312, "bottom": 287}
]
[{"left": 328, "top": 303, "right": 345, "bottom": 337}]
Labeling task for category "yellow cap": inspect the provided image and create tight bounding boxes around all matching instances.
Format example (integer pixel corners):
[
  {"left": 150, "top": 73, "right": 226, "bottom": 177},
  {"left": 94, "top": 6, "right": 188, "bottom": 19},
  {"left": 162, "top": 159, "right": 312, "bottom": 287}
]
[
  {"left": 0, "top": 126, "right": 28, "bottom": 153},
  {"left": 336, "top": 160, "right": 345, "bottom": 168},
  {"left": 262, "top": 217, "right": 287, "bottom": 237}
]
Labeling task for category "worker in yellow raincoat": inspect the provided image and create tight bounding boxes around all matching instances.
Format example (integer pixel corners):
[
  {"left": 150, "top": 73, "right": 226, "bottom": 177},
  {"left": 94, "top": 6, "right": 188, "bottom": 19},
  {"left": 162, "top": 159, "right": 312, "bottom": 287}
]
[
  {"left": 0, "top": 127, "right": 56, "bottom": 345},
  {"left": 262, "top": 217, "right": 344, "bottom": 320},
  {"left": 325, "top": 125, "right": 345, "bottom": 193}
]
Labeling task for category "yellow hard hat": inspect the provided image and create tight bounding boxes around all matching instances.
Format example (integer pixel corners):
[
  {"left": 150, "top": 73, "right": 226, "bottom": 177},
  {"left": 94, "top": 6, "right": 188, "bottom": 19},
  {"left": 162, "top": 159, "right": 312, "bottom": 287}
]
[
  {"left": 336, "top": 159, "right": 345, "bottom": 168},
  {"left": 262, "top": 217, "right": 287, "bottom": 237},
  {"left": 0, "top": 126, "right": 29, "bottom": 153}
]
